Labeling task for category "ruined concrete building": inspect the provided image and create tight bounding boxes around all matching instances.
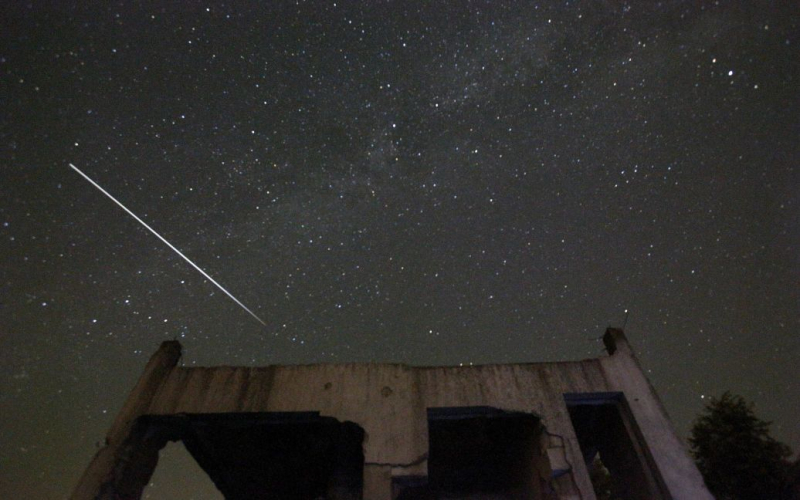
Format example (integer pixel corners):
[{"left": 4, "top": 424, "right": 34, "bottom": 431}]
[{"left": 71, "top": 329, "right": 713, "bottom": 499}]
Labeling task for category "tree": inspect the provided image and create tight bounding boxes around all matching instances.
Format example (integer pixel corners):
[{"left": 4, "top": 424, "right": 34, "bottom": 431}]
[{"left": 690, "top": 392, "right": 793, "bottom": 500}]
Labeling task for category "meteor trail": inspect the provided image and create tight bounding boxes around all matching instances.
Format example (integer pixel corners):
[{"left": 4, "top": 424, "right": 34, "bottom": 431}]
[{"left": 69, "top": 163, "right": 267, "bottom": 327}]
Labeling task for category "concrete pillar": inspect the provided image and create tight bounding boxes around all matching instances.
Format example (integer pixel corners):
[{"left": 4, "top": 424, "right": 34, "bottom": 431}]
[
  {"left": 71, "top": 341, "right": 182, "bottom": 500},
  {"left": 600, "top": 329, "right": 714, "bottom": 500},
  {"left": 363, "top": 464, "right": 392, "bottom": 500}
]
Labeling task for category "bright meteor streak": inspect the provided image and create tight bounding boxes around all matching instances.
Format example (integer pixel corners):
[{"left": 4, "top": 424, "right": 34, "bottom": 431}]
[{"left": 69, "top": 163, "right": 267, "bottom": 327}]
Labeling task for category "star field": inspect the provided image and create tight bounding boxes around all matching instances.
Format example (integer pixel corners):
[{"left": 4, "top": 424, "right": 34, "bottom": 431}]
[{"left": 1, "top": 2, "right": 798, "bottom": 498}]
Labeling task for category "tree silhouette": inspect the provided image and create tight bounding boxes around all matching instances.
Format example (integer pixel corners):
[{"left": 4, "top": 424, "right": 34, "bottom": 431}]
[{"left": 690, "top": 392, "right": 793, "bottom": 500}]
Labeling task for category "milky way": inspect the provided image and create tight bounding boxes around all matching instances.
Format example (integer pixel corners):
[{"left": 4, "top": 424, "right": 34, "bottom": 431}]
[{"left": 1, "top": 2, "right": 798, "bottom": 498}]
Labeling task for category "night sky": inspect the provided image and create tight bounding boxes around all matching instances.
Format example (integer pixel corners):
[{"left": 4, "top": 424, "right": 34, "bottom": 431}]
[{"left": 2, "top": 2, "right": 799, "bottom": 498}]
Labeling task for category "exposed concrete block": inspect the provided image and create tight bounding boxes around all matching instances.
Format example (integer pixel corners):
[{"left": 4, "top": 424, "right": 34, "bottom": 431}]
[
  {"left": 546, "top": 445, "right": 570, "bottom": 478},
  {"left": 603, "top": 327, "right": 632, "bottom": 356}
]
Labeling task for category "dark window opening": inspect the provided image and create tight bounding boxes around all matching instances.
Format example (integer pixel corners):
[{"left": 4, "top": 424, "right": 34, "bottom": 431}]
[
  {"left": 392, "top": 406, "right": 552, "bottom": 499},
  {"left": 565, "top": 393, "right": 668, "bottom": 500},
  {"left": 105, "top": 412, "right": 364, "bottom": 500}
]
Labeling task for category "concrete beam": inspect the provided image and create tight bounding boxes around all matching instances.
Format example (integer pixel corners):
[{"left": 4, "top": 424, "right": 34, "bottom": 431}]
[
  {"left": 70, "top": 341, "right": 182, "bottom": 500},
  {"left": 599, "top": 331, "right": 713, "bottom": 499}
]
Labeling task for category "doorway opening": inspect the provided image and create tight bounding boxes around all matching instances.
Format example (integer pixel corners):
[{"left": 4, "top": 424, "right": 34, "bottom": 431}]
[
  {"left": 102, "top": 412, "right": 365, "bottom": 500},
  {"left": 142, "top": 440, "right": 222, "bottom": 499}
]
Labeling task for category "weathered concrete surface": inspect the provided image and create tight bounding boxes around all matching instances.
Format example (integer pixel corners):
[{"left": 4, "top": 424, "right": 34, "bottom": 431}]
[
  {"left": 599, "top": 330, "right": 712, "bottom": 499},
  {"left": 71, "top": 330, "right": 713, "bottom": 500}
]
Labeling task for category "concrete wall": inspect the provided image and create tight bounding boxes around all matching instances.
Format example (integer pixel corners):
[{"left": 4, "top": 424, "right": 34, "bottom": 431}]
[
  {"left": 71, "top": 330, "right": 713, "bottom": 500},
  {"left": 599, "top": 330, "right": 713, "bottom": 499}
]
